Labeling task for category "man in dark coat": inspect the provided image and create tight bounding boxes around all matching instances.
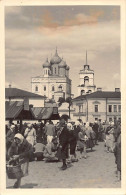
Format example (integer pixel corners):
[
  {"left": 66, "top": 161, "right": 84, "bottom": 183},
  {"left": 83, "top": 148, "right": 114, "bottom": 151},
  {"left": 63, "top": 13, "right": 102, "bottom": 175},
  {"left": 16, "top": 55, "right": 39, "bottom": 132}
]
[
  {"left": 57, "top": 119, "right": 69, "bottom": 170},
  {"left": 92, "top": 121, "right": 99, "bottom": 145}
]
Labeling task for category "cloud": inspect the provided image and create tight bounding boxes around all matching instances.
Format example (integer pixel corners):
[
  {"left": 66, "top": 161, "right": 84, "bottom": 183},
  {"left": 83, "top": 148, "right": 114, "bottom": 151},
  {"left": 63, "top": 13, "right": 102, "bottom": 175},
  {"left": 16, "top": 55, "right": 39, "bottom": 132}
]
[
  {"left": 5, "top": 14, "right": 120, "bottom": 97},
  {"left": 64, "top": 11, "right": 104, "bottom": 26},
  {"left": 5, "top": 6, "right": 22, "bottom": 15}
]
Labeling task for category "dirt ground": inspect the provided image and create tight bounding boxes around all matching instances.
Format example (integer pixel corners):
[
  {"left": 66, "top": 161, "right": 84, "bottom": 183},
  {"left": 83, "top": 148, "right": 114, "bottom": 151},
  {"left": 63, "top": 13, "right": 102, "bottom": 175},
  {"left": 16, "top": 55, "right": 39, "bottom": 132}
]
[{"left": 6, "top": 142, "right": 121, "bottom": 188}]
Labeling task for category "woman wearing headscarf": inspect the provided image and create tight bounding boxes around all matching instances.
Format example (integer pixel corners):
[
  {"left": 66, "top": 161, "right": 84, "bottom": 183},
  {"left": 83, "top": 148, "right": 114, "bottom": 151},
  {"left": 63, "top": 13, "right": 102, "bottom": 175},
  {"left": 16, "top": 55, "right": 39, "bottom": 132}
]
[
  {"left": 7, "top": 133, "right": 33, "bottom": 188},
  {"left": 106, "top": 122, "right": 115, "bottom": 153},
  {"left": 24, "top": 123, "right": 36, "bottom": 146},
  {"left": 85, "top": 122, "right": 95, "bottom": 151},
  {"left": 77, "top": 124, "right": 88, "bottom": 159}
]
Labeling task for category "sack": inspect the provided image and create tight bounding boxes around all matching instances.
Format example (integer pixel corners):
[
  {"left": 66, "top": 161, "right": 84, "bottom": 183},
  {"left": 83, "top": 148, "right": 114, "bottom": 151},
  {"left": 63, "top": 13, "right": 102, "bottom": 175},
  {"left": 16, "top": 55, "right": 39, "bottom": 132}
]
[{"left": 6, "top": 164, "right": 23, "bottom": 179}]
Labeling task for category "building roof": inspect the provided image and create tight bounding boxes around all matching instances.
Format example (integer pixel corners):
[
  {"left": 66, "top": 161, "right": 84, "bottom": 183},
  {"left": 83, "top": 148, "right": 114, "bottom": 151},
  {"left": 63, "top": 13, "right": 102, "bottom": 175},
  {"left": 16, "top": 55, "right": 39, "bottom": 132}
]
[
  {"left": 72, "top": 91, "right": 121, "bottom": 101},
  {"left": 5, "top": 101, "right": 34, "bottom": 120},
  {"left": 59, "top": 58, "right": 67, "bottom": 67},
  {"left": 6, "top": 101, "right": 23, "bottom": 119},
  {"left": 5, "top": 88, "right": 45, "bottom": 99},
  {"left": 31, "top": 107, "right": 60, "bottom": 120},
  {"left": 50, "top": 48, "right": 62, "bottom": 65},
  {"left": 43, "top": 58, "right": 50, "bottom": 68}
]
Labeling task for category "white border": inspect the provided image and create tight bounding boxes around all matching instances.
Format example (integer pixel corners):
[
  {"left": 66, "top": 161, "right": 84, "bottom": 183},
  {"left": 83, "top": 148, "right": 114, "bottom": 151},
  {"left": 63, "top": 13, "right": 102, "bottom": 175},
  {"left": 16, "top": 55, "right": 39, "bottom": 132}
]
[{"left": 0, "top": 0, "right": 126, "bottom": 195}]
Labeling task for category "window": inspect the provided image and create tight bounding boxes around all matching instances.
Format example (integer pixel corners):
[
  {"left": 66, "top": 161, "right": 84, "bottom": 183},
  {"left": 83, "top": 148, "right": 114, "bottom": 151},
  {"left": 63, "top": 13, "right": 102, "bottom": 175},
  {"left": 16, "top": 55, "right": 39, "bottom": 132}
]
[
  {"left": 52, "top": 86, "right": 55, "bottom": 91},
  {"left": 55, "top": 68, "right": 56, "bottom": 74},
  {"left": 52, "top": 95, "right": 54, "bottom": 99},
  {"left": 118, "top": 105, "right": 121, "bottom": 112},
  {"left": 114, "top": 105, "right": 117, "bottom": 112},
  {"left": 109, "top": 118, "right": 112, "bottom": 122},
  {"left": 35, "top": 86, "right": 38, "bottom": 91},
  {"left": 108, "top": 105, "right": 112, "bottom": 112},
  {"left": 95, "top": 105, "right": 98, "bottom": 112},
  {"left": 79, "top": 105, "right": 81, "bottom": 113},
  {"left": 95, "top": 118, "right": 98, "bottom": 121},
  {"left": 44, "top": 86, "right": 46, "bottom": 91},
  {"left": 84, "top": 76, "right": 89, "bottom": 86}
]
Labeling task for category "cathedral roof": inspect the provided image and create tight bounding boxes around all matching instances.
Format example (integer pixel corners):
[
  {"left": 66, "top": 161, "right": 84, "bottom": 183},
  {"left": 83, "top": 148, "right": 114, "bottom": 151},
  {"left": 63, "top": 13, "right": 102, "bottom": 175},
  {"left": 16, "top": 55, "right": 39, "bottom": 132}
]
[
  {"left": 66, "top": 66, "right": 70, "bottom": 70},
  {"left": 59, "top": 58, "right": 67, "bottom": 67},
  {"left": 50, "top": 48, "right": 62, "bottom": 65},
  {"left": 43, "top": 58, "right": 50, "bottom": 68}
]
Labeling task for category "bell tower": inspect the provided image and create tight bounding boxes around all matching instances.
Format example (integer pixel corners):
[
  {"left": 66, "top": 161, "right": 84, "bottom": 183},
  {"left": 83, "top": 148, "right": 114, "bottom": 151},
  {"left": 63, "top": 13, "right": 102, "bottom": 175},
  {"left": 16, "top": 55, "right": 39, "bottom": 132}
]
[{"left": 78, "top": 51, "right": 96, "bottom": 95}]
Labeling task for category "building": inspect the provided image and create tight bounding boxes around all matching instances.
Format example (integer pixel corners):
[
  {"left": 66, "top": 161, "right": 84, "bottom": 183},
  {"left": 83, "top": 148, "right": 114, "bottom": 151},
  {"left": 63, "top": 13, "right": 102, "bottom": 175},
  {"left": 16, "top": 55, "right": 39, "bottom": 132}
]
[
  {"left": 5, "top": 87, "right": 60, "bottom": 124},
  {"left": 5, "top": 87, "right": 46, "bottom": 108},
  {"left": 31, "top": 48, "right": 71, "bottom": 102},
  {"left": 78, "top": 51, "right": 96, "bottom": 96},
  {"left": 71, "top": 88, "right": 121, "bottom": 123}
]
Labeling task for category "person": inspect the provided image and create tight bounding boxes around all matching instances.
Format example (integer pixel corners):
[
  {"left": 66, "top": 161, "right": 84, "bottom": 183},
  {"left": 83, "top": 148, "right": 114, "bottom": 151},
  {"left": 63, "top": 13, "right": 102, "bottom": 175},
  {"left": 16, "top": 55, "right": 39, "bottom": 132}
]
[
  {"left": 36, "top": 122, "right": 43, "bottom": 143},
  {"left": 113, "top": 120, "right": 121, "bottom": 142},
  {"left": 7, "top": 133, "right": 33, "bottom": 188},
  {"left": 98, "top": 119, "right": 103, "bottom": 142},
  {"left": 77, "top": 125, "right": 88, "bottom": 159},
  {"left": 92, "top": 120, "right": 99, "bottom": 145},
  {"left": 24, "top": 124, "right": 36, "bottom": 146},
  {"left": 43, "top": 141, "right": 58, "bottom": 162},
  {"left": 34, "top": 140, "right": 45, "bottom": 161},
  {"left": 6, "top": 124, "right": 15, "bottom": 152},
  {"left": 44, "top": 120, "right": 55, "bottom": 144},
  {"left": 85, "top": 122, "right": 94, "bottom": 151},
  {"left": 114, "top": 132, "right": 121, "bottom": 181},
  {"left": 103, "top": 121, "right": 110, "bottom": 147},
  {"left": 67, "top": 123, "right": 78, "bottom": 163},
  {"left": 106, "top": 122, "right": 115, "bottom": 153},
  {"left": 57, "top": 119, "right": 69, "bottom": 170}
]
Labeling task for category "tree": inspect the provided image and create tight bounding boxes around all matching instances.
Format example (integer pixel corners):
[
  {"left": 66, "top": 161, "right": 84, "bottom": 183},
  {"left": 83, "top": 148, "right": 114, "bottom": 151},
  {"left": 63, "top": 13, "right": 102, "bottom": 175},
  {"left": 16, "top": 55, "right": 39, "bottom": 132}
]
[
  {"left": 58, "top": 97, "right": 65, "bottom": 106},
  {"left": 60, "top": 114, "right": 69, "bottom": 122},
  {"left": 66, "top": 97, "right": 72, "bottom": 119}
]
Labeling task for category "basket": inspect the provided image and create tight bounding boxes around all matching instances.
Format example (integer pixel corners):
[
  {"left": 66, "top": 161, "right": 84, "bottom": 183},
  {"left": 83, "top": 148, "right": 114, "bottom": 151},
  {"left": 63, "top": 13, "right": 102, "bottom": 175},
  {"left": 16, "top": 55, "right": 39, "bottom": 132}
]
[{"left": 6, "top": 164, "right": 23, "bottom": 179}]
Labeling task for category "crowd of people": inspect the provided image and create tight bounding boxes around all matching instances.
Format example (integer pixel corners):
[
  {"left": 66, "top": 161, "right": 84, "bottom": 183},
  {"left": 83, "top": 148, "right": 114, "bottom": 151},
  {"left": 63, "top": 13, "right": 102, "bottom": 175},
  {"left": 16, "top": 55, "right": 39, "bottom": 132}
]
[{"left": 6, "top": 117, "right": 121, "bottom": 188}]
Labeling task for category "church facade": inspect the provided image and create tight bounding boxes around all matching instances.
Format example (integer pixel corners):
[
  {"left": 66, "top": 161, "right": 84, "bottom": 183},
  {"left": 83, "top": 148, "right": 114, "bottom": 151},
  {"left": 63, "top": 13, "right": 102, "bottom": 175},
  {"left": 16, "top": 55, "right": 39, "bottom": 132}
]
[{"left": 31, "top": 48, "right": 71, "bottom": 102}]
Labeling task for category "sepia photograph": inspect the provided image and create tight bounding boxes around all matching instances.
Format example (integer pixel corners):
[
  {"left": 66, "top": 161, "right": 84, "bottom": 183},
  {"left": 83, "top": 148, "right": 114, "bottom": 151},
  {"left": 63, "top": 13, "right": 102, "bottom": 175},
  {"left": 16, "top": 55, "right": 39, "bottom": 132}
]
[{"left": 0, "top": 0, "right": 126, "bottom": 194}]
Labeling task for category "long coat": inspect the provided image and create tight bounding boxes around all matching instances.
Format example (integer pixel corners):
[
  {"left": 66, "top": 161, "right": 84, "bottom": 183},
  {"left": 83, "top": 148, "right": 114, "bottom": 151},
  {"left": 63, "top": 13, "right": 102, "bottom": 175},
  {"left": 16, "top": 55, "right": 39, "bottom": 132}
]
[
  {"left": 114, "top": 134, "right": 121, "bottom": 171},
  {"left": 57, "top": 125, "right": 69, "bottom": 160},
  {"left": 8, "top": 139, "right": 33, "bottom": 176}
]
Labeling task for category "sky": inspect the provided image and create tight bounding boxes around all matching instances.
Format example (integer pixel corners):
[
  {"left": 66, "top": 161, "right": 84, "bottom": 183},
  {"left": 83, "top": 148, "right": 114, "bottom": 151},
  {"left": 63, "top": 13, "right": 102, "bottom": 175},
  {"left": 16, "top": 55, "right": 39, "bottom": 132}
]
[{"left": 5, "top": 5, "right": 120, "bottom": 97}]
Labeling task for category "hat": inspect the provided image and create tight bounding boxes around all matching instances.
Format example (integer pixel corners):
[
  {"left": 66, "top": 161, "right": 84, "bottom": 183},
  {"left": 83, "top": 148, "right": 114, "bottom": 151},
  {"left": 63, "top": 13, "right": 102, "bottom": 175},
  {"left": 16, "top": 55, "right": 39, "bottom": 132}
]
[
  {"left": 10, "top": 124, "right": 15, "bottom": 129},
  {"left": 67, "top": 123, "right": 73, "bottom": 130},
  {"left": 75, "top": 121, "right": 80, "bottom": 126},
  {"left": 27, "top": 123, "right": 32, "bottom": 128},
  {"left": 14, "top": 133, "right": 24, "bottom": 144}
]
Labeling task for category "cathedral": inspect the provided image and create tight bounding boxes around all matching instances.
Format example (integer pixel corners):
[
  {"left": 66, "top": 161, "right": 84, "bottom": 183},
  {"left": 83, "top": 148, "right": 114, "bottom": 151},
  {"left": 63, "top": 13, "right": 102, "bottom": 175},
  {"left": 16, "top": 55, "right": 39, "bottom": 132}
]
[{"left": 31, "top": 48, "right": 71, "bottom": 102}]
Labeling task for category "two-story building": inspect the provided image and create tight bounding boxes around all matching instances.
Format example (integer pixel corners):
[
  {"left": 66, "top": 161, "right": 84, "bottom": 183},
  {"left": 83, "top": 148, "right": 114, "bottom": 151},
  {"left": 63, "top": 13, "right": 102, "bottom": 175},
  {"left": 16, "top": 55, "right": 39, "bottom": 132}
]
[{"left": 71, "top": 88, "right": 121, "bottom": 123}]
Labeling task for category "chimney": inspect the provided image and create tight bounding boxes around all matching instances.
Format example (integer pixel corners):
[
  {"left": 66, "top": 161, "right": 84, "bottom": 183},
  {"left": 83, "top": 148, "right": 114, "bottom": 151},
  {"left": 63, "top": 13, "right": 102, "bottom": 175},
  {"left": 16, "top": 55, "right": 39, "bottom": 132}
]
[
  {"left": 97, "top": 87, "right": 102, "bottom": 91},
  {"left": 115, "top": 88, "right": 120, "bottom": 92}
]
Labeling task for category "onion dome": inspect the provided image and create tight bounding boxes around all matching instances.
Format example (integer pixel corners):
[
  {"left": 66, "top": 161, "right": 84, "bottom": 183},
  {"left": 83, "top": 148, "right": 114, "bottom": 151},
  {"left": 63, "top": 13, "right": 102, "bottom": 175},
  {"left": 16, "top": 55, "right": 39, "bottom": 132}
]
[
  {"left": 59, "top": 58, "right": 67, "bottom": 67},
  {"left": 66, "top": 66, "right": 70, "bottom": 70},
  {"left": 50, "top": 48, "right": 62, "bottom": 65},
  {"left": 43, "top": 58, "right": 50, "bottom": 68}
]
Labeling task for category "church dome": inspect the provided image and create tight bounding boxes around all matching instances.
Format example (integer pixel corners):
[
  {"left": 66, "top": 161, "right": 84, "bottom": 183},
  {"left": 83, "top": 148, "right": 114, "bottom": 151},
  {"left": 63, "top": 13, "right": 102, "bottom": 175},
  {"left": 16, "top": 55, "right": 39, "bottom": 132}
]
[
  {"left": 43, "top": 58, "right": 50, "bottom": 68},
  {"left": 66, "top": 66, "right": 70, "bottom": 70},
  {"left": 50, "top": 48, "right": 62, "bottom": 65},
  {"left": 59, "top": 58, "right": 67, "bottom": 67}
]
